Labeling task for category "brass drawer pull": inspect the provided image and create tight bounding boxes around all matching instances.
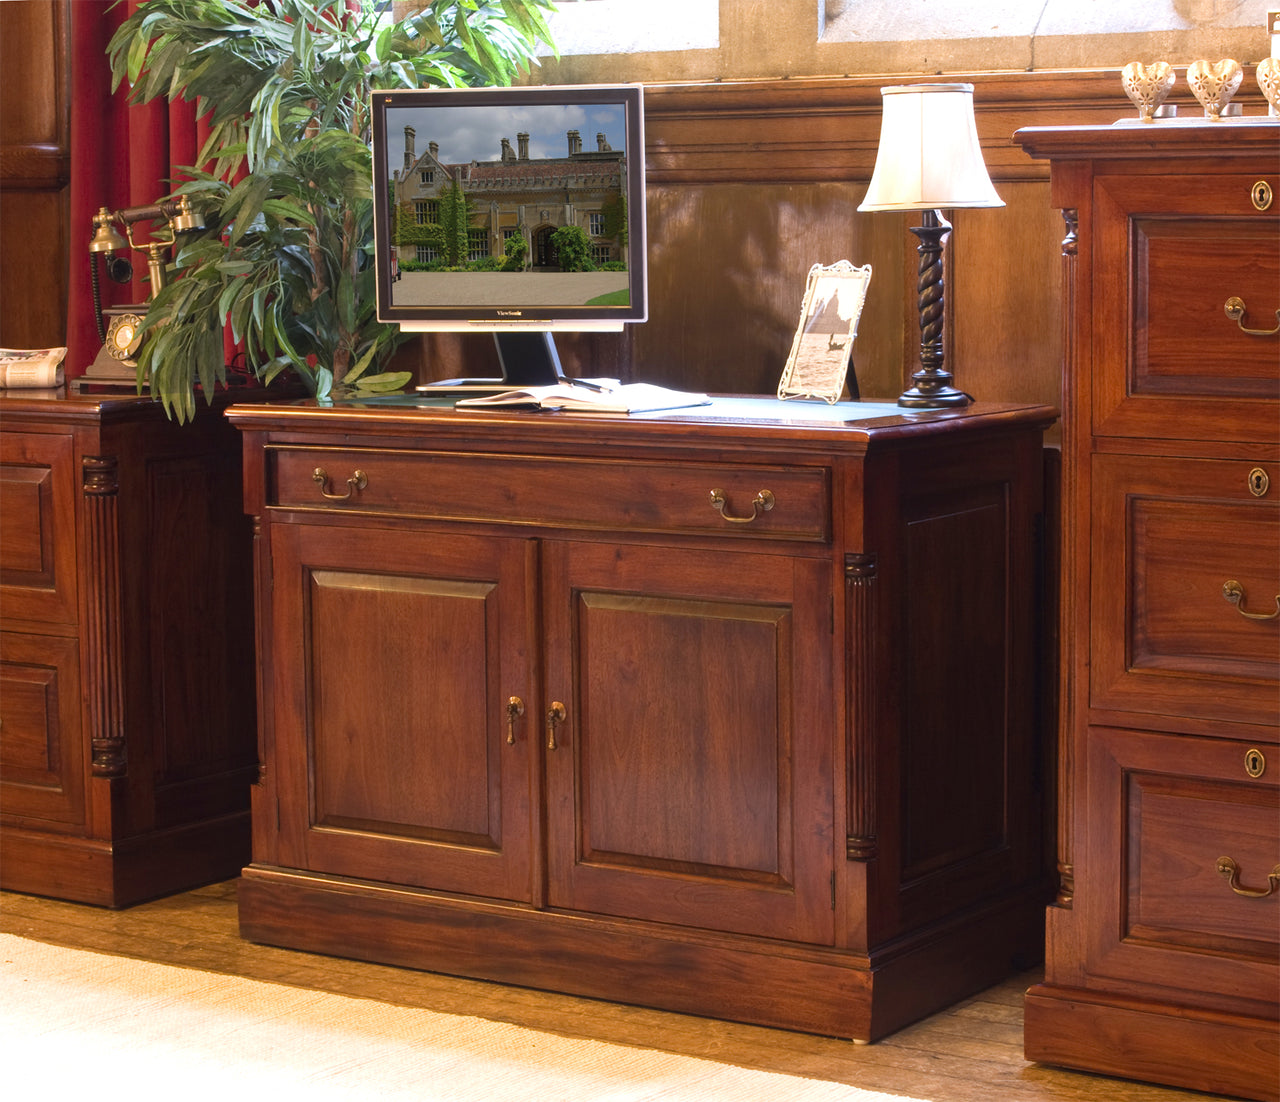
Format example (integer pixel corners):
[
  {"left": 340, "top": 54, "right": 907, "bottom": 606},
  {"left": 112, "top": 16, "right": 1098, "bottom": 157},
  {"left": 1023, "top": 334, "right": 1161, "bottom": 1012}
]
[
  {"left": 1216, "top": 856, "right": 1280, "bottom": 899},
  {"left": 505, "top": 696, "right": 525, "bottom": 746},
  {"left": 1222, "top": 580, "right": 1280, "bottom": 621},
  {"left": 312, "top": 466, "right": 368, "bottom": 501},
  {"left": 545, "top": 701, "right": 566, "bottom": 750},
  {"left": 710, "top": 487, "right": 775, "bottom": 523},
  {"left": 1224, "top": 296, "right": 1280, "bottom": 337}
]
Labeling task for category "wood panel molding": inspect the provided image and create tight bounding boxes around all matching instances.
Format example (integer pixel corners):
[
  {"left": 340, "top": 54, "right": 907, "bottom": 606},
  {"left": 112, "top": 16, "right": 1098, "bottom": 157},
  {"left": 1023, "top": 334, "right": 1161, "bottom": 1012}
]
[{"left": 643, "top": 69, "right": 1270, "bottom": 185}]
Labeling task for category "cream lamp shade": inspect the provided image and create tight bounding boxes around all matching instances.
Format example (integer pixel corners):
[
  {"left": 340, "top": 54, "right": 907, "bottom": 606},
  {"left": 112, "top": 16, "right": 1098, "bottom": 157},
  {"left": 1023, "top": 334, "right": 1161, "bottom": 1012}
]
[{"left": 858, "top": 83, "right": 1003, "bottom": 212}]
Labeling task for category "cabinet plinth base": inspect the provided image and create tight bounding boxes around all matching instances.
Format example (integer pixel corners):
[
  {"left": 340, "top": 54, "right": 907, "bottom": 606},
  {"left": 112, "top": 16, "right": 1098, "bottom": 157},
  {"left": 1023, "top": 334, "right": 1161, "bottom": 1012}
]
[
  {"left": 1025, "top": 983, "right": 1280, "bottom": 1102},
  {"left": 0, "top": 813, "right": 251, "bottom": 909},
  {"left": 238, "top": 865, "right": 1046, "bottom": 1042}
]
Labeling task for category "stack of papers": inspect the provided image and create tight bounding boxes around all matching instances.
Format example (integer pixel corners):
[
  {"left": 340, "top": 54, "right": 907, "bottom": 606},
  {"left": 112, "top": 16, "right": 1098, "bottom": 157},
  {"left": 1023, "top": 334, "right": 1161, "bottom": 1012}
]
[{"left": 455, "top": 380, "right": 710, "bottom": 414}]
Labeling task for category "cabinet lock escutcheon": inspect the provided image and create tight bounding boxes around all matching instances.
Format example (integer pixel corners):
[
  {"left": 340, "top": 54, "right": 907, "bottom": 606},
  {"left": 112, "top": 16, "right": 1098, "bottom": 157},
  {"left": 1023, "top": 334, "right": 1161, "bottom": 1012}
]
[
  {"left": 1248, "top": 468, "right": 1270, "bottom": 497},
  {"left": 1251, "top": 180, "right": 1273, "bottom": 211},
  {"left": 1245, "top": 748, "right": 1266, "bottom": 778}
]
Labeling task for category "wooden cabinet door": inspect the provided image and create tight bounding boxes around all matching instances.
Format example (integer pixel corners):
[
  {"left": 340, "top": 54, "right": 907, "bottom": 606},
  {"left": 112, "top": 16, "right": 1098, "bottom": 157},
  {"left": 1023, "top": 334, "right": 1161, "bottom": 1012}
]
[
  {"left": 541, "top": 541, "right": 835, "bottom": 944},
  {"left": 267, "top": 522, "right": 539, "bottom": 902}
]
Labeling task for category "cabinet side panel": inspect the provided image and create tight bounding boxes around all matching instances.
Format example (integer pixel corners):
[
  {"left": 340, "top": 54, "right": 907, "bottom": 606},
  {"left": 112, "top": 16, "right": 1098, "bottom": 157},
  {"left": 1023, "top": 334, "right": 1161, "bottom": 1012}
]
[{"left": 899, "top": 492, "right": 1009, "bottom": 879}]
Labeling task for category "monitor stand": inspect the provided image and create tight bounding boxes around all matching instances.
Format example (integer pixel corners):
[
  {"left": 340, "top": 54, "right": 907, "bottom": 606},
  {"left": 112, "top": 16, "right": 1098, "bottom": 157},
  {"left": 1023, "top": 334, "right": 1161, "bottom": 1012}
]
[{"left": 415, "top": 331, "right": 564, "bottom": 396}]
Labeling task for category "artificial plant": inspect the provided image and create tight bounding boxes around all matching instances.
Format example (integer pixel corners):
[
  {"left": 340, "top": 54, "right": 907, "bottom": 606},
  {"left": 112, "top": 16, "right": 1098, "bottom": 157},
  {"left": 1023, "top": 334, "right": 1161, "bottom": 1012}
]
[{"left": 107, "top": 0, "right": 557, "bottom": 421}]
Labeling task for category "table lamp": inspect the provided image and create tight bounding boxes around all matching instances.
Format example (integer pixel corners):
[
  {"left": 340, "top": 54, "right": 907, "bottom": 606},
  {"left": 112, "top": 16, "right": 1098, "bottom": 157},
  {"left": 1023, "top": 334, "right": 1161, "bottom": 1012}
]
[{"left": 858, "top": 83, "right": 1003, "bottom": 408}]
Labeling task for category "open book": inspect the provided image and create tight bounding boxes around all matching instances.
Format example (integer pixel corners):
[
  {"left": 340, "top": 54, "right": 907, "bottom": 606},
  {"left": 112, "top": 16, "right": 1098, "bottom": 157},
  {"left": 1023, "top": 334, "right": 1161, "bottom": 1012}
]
[{"left": 455, "top": 380, "right": 710, "bottom": 414}]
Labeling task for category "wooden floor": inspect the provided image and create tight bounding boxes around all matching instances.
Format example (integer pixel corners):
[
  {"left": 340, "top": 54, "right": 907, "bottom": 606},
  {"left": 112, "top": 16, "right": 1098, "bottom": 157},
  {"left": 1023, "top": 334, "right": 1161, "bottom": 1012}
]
[{"left": 0, "top": 880, "right": 1232, "bottom": 1102}]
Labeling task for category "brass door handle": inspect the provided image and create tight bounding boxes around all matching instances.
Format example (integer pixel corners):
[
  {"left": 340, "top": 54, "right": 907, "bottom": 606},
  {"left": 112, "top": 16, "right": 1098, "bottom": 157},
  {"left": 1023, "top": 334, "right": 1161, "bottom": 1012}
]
[
  {"left": 709, "top": 488, "right": 774, "bottom": 523},
  {"left": 1216, "top": 856, "right": 1280, "bottom": 899},
  {"left": 312, "top": 467, "right": 367, "bottom": 501},
  {"left": 1224, "top": 296, "right": 1280, "bottom": 337},
  {"left": 545, "top": 701, "right": 566, "bottom": 750},
  {"left": 1222, "top": 580, "right": 1280, "bottom": 621},
  {"left": 505, "top": 696, "right": 525, "bottom": 746}
]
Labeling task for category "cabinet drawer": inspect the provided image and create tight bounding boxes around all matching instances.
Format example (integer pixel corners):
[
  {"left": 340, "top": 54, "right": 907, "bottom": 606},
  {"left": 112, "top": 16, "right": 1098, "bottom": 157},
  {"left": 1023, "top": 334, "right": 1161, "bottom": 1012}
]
[
  {"left": 1087, "top": 726, "right": 1278, "bottom": 1011},
  {"left": 0, "top": 630, "right": 84, "bottom": 829},
  {"left": 1091, "top": 454, "right": 1279, "bottom": 729},
  {"left": 267, "top": 446, "right": 830, "bottom": 541},
  {"left": 0, "top": 431, "right": 78, "bottom": 626},
  {"left": 1093, "top": 173, "right": 1279, "bottom": 443}
]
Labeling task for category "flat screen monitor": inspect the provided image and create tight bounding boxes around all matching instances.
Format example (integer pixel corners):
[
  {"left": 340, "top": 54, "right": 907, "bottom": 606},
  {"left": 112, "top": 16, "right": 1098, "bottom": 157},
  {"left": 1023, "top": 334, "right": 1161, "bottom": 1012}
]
[{"left": 370, "top": 83, "right": 646, "bottom": 349}]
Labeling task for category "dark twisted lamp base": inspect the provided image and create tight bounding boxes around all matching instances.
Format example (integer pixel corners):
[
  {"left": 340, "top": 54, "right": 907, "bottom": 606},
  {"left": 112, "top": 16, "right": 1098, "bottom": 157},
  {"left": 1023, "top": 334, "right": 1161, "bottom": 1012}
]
[{"left": 898, "top": 208, "right": 972, "bottom": 409}]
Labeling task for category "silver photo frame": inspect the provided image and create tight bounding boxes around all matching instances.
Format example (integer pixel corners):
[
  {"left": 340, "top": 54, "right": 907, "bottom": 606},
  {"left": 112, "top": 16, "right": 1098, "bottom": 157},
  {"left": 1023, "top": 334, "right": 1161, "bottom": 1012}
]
[{"left": 777, "top": 260, "right": 872, "bottom": 404}]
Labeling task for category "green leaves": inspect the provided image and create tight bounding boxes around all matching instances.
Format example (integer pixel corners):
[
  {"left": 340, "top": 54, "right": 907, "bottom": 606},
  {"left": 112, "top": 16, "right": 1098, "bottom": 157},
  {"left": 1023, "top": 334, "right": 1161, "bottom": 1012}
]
[{"left": 105, "top": 0, "right": 557, "bottom": 421}]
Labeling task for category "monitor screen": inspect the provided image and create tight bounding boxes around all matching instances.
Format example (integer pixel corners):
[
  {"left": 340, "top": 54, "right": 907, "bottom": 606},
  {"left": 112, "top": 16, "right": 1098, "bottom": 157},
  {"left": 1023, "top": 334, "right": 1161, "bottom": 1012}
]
[{"left": 371, "top": 83, "right": 646, "bottom": 335}]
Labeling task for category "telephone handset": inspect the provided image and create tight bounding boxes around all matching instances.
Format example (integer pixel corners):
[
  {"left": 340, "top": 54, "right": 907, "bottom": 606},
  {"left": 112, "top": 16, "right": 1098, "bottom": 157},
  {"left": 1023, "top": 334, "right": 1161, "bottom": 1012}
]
[{"left": 76, "top": 196, "right": 204, "bottom": 391}]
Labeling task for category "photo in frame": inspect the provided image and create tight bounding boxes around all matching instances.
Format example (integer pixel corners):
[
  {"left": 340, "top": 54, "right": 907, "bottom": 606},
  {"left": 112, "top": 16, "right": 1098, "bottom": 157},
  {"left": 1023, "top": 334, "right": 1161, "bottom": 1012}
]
[{"left": 777, "top": 260, "right": 872, "bottom": 404}]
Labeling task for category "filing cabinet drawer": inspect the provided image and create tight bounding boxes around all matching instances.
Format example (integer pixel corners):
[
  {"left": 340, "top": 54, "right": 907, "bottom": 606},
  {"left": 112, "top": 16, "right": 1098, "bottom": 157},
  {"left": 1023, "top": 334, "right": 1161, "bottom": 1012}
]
[
  {"left": 1092, "top": 172, "right": 1280, "bottom": 443},
  {"left": 267, "top": 446, "right": 831, "bottom": 541},
  {"left": 1090, "top": 453, "right": 1279, "bottom": 728},
  {"left": 1087, "top": 725, "right": 1278, "bottom": 1011},
  {"left": 0, "top": 431, "right": 78, "bottom": 627}
]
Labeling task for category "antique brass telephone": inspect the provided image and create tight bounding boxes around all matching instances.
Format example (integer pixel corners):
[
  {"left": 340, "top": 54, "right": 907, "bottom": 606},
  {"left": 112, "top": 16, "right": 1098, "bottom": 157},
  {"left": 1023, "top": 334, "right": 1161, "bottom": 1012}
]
[{"left": 79, "top": 194, "right": 205, "bottom": 390}]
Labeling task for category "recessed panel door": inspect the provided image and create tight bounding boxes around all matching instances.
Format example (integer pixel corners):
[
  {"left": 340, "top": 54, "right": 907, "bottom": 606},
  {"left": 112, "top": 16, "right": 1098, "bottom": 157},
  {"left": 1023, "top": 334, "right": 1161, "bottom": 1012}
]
[
  {"left": 269, "top": 522, "right": 538, "bottom": 902},
  {"left": 542, "top": 541, "right": 835, "bottom": 944}
]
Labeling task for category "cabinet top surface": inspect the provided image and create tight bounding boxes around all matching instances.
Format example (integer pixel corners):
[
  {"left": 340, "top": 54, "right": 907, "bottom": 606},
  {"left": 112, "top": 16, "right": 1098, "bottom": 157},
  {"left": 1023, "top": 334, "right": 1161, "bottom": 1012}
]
[
  {"left": 1014, "top": 117, "right": 1280, "bottom": 161},
  {"left": 225, "top": 397, "right": 1058, "bottom": 455}
]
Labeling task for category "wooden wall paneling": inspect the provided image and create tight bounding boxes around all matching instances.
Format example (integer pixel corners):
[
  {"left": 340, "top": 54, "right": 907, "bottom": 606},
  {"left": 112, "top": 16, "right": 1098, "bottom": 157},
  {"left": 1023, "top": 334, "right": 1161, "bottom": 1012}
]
[
  {"left": 0, "top": 0, "right": 70, "bottom": 351},
  {"left": 948, "top": 182, "right": 1064, "bottom": 413}
]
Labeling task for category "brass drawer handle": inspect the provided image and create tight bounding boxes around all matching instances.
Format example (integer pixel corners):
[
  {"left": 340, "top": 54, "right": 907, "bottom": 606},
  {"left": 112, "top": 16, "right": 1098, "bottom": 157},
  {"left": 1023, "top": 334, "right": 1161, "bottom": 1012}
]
[
  {"left": 709, "top": 487, "right": 775, "bottom": 523},
  {"left": 1224, "top": 296, "right": 1280, "bottom": 337},
  {"left": 312, "top": 466, "right": 368, "bottom": 501},
  {"left": 505, "top": 696, "right": 525, "bottom": 746},
  {"left": 1216, "top": 856, "right": 1280, "bottom": 899},
  {"left": 546, "top": 701, "right": 566, "bottom": 751},
  {"left": 1222, "top": 580, "right": 1280, "bottom": 621}
]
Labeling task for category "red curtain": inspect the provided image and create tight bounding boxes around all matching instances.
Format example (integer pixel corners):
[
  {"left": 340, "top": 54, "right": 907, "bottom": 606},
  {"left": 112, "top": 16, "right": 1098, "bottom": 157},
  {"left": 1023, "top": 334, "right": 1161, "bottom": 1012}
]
[{"left": 65, "top": 1, "right": 204, "bottom": 377}]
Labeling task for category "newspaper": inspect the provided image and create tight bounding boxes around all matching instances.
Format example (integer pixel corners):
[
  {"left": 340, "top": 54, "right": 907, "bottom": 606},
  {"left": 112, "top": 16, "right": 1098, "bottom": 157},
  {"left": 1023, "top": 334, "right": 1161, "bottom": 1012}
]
[{"left": 0, "top": 347, "right": 68, "bottom": 389}]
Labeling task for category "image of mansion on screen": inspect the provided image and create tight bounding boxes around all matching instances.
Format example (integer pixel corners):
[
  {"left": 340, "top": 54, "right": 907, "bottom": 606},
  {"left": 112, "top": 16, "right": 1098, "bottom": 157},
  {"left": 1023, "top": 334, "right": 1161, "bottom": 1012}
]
[{"left": 392, "top": 126, "right": 631, "bottom": 270}]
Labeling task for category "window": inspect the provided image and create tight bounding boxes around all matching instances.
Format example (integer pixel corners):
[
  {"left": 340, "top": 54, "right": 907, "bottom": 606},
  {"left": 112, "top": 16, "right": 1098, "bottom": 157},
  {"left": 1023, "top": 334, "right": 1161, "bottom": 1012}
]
[
  {"left": 502, "top": 228, "right": 522, "bottom": 244},
  {"left": 414, "top": 201, "right": 439, "bottom": 225},
  {"left": 591, "top": 244, "right": 612, "bottom": 267},
  {"left": 416, "top": 245, "right": 438, "bottom": 264},
  {"left": 547, "top": 0, "right": 718, "bottom": 54},
  {"left": 468, "top": 229, "right": 488, "bottom": 262},
  {"left": 420, "top": 169, "right": 434, "bottom": 184},
  {"left": 589, "top": 213, "right": 606, "bottom": 236}
]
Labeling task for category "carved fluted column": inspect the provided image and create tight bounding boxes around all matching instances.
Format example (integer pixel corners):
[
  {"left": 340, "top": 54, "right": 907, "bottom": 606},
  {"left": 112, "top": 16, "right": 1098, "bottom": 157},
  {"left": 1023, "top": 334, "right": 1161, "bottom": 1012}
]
[
  {"left": 83, "top": 455, "right": 126, "bottom": 778},
  {"left": 845, "top": 552, "right": 878, "bottom": 860}
]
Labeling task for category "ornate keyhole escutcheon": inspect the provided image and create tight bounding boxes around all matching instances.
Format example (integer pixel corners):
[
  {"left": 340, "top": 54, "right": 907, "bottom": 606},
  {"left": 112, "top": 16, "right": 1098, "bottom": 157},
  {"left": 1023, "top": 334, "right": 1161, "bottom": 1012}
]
[{"left": 1245, "top": 748, "right": 1266, "bottom": 778}]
